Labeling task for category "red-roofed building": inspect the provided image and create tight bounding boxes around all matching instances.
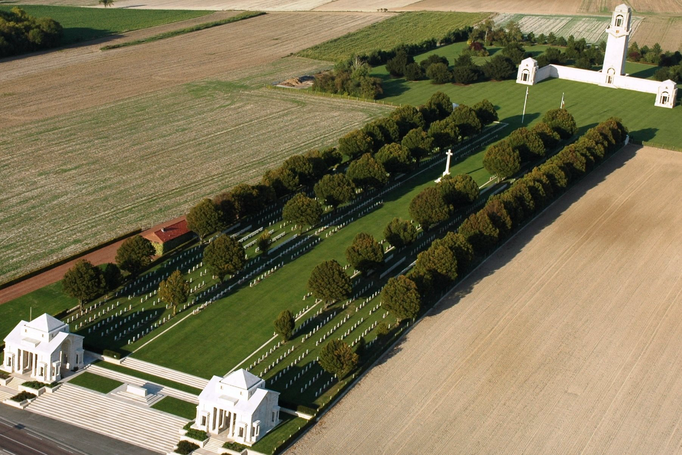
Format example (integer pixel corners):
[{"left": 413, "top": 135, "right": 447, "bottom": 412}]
[{"left": 142, "top": 219, "right": 195, "bottom": 256}]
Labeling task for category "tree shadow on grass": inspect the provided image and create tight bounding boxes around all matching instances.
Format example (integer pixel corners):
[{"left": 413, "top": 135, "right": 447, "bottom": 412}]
[{"left": 426, "top": 143, "right": 640, "bottom": 319}]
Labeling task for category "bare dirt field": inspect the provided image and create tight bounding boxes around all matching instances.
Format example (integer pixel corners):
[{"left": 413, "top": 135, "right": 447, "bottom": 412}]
[
  {"left": 397, "top": 0, "right": 682, "bottom": 14},
  {"left": 312, "top": 0, "right": 419, "bottom": 11},
  {"left": 0, "top": 11, "right": 388, "bottom": 128},
  {"left": 633, "top": 15, "right": 682, "bottom": 51},
  {"left": 288, "top": 145, "right": 682, "bottom": 454}
]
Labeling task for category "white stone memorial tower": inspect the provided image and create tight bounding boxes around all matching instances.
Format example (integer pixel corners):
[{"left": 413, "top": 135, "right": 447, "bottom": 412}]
[{"left": 602, "top": 4, "right": 631, "bottom": 84}]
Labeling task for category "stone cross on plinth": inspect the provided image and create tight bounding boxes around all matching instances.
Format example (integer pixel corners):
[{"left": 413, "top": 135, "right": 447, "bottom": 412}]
[{"left": 435, "top": 149, "right": 453, "bottom": 183}]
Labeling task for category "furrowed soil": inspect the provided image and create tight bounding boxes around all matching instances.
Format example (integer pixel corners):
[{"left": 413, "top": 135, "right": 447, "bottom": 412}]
[
  {"left": 0, "top": 11, "right": 392, "bottom": 284},
  {"left": 397, "top": 0, "right": 682, "bottom": 14},
  {"left": 288, "top": 145, "right": 682, "bottom": 454}
]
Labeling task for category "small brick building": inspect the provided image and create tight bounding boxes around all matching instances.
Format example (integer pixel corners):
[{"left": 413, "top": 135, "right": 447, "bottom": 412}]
[{"left": 142, "top": 219, "right": 195, "bottom": 256}]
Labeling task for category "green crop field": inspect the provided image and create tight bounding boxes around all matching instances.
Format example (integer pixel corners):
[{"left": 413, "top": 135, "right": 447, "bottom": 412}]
[
  {"left": 0, "top": 5, "right": 211, "bottom": 44},
  {"left": 368, "top": 46, "right": 681, "bottom": 150},
  {"left": 297, "top": 11, "right": 490, "bottom": 62}
]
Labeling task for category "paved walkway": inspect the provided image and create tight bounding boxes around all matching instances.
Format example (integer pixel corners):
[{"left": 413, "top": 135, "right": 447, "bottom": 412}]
[
  {"left": 122, "top": 357, "right": 209, "bottom": 390},
  {"left": 27, "top": 383, "right": 186, "bottom": 454},
  {"left": 87, "top": 364, "right": 200, "bottom": 404}
]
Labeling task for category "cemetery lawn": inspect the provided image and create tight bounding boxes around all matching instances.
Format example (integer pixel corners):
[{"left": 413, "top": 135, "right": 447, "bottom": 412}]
[
  {"left": 95, "top": 362, "right": 202, "bottom": 394},
  {"left": 131, "top": 149, "right": 492, "bottom": 378},
  {"left": 251, "top": 414, "right": 307, "bottom": 455},
  {"left": 371, "top": 68, "right": 682, "bottom": 150},
  {"left": 151, "top": 396, "right": 196, "bottom": 419},
  {"left": 297, "top": 11, "right": 490, "bottom": 62},
  {"left": 69, "top": 372, "right": 123, "bottom": 394},
  {"left": 0, "top": 5, "right": 211, "bottom": 45},
  {"left": 0, "top": 281, "right": 75, "bottom": 342}
]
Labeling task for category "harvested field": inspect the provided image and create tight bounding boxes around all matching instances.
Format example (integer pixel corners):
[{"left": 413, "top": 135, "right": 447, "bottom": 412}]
[
  {"left": 634, "top": 15, "right": 682, "bottom": 51},
  {"left": 0, "top": 11, "right": 388, "bottom": 128},
  {"left": 108, "top": 0, "right": 329, "bottom": 10},
  {"left": 313, "top": 0, "right": 419, "bottom": 11},
  {"left": 0, "top": 84, "right": 391, "bottom": 284},
  {"left": 289, "top": 145, "right": 682, "bottom": 454},
  {"left": 398, "top": 0, "right": 682, "bottom": 14}
]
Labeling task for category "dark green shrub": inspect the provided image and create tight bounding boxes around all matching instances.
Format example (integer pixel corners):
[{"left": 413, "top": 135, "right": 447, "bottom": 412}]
[
  {"left": 223, "top": 441, "right": 247, "bottom": 451},
  {"left": 11, "top": 391, "right": 36, "bottom": 402},
  {"left": 185, "top": 428, "right": 208, "bottom": 441},
  {"left": 22, "top": 381, "right": 48, "bottom": 389},
  {"left": 175, "top": 440, "right": 199, "bottom": 455}
]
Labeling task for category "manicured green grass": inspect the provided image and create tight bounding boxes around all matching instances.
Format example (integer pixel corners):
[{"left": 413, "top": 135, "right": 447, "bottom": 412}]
[
  {"left": 0, "top": 281, "right": 76, "bottom": 342},
  {"left": 132, "top": 146, "right": 492, "bottom": 378},
  {"left": 297, "top": 11, "right": 490, "bottom": 62},
  {"left": 101, "top": 11, "right": 264, "bottom": 50},
  {"left": 69, "top": 372, "right": 122, "bottom": 394},
  {"left": 151, "top": 396, "right": 196, "bottom": 419},
  {"left": 251, "top": 413, "right": 307, "bottom": 455},
  {"left": 0, "top": 5, "right": 211, "bottom": 44},
  {"left": 371, "top": 67, "right": 682, "bottom": 150},
  {"left": 95, "top": 361, "right": 202, "bottom": 394}
]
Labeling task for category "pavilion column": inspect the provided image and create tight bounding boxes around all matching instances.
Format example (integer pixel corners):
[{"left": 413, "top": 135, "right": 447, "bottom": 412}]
[{"left": 231, "top": 413, "right": 237, "bottom": 437}]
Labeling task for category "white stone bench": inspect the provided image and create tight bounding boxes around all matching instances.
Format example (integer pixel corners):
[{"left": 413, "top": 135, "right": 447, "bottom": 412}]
[{"left": 126, "top": 384, "right": 148, "bottom": 397}]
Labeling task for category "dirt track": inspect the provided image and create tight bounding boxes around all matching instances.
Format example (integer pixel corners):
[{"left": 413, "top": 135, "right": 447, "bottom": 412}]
[
  {"left": 0, "top": 11, "right": 388, "bottom": 128},
  {"left": 288, "top": 145, "right": 682, "bottom": 454}
]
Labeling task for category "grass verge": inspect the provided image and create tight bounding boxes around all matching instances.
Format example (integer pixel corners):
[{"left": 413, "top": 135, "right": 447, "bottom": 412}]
[
  {"left": 95, "top": 361, "right": 202, "bottom": 395},
  {"left": 69, "top": 371, "right": 122, "bottom": 394},
  {"left": 101, "top": 11, "right": 265, "bottom": 51},
  {"left": 151, "top": 396, "right": 196, "bottom": 419}
]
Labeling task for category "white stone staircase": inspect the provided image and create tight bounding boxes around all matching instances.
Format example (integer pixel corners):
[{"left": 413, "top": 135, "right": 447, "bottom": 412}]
[
  {"left": 87, "top": 364, "right": 199, "bottom": 404},
  {"left": 121, "top": 357, "right": 209, "bottom": 390},
  {"left": 27, "top": 383, "right": 187, "bottom": 454}
]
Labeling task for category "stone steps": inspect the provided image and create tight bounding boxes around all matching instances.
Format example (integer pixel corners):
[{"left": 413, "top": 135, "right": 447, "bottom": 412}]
[
  {"left": 27, "top": 383, "right": 187, "bottom": 454},
  {"left": 88, "top": 364, "right": 199, "bottom": 404},
  {"left": 122, "top": 358, "right": 209, "bottom": 390}
]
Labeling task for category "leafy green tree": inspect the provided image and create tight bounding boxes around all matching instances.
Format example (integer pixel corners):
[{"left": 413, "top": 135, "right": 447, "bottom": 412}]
[
  {"left": 375, "top": 143, "right": 413, "bottom": 174},
  {"left": 508, "top": 127, "right": 545, "bottom": 162},
  {"left": 187, "top": 199, "right": 225, "bottom": 240},
  {"left": 115, "top": 235, "right": 155, "bottom": 275},
  {"left": 422, "top": 91, "right": 453, "bottom": 123},
  {"left": 420, "top": 54, "right": 449, "bottom": 72},
  {"left": 531, "top": 121, "right": 561, "bottom": 149},
  {"left": 502, "top": 42, "right": 526, "bottom": 64},
  {"left": 213, "top": 192, "right": 237, "bottom": 226},
  {"left": 102, "top": 263, "right": 122, "bottom": 292},
  {"left": 203, "top": 234, "right": 246, "bottom": 281},
  {"left": 314, "top": 173, "right": 355, "bottom": 209},
  {"left": 482, "top": 54, "right": 517, "bottom": 80},
  {"left": 409, "top": 186, "right": 451, "bottom": 230},
  {"left": 345, "top": 232, "right": 384, "bottom": 273},
  {"left": 282, "top": 154, "right": 316, "bottom": 186},
  {"left": 386, "top": 49, "right": 414, "bottom": 77},
  {"left": 401, "top": 127, "right": 433, "bottom": 164},
  {"left": 99, "top": 0, "right": 114, "bottom": 6},
  {"left": 452, "top": 65, "right": 479, "bottom": 85},
  {"left": 404, "top": 62, "right": 424, "bottom": 81},
  {"left": 438, "top": 174, "right": 479, "bottom": 207},
  {"left": 308, "top": 260, "right": 351, "bottom": 304},
  {"left": 381, "top": 275, "right": 421, "bottom": 321},
  {"left": 383, "top": 217, "right": 417, "bottom": 248},
  {"left": 257, "top": 231, "right": 271, "bottom": 255},
  {"left": 282, "top": 193, "right": 323, "bottom": 231},
  {"left": 428, "top": 117, "right": 459, "bottom": 150},
  {"left": 434, "top": 232, "right": 474, "bottom": 271},
  {"left": 320, "top": 147, "right": 343, "bottom": 168},
  {"left": 483, "top": 196, "right": 513, "bottom": 238},
  {"left": 319, "top": 339, "right": 358, "bottom": 379},
  {"left": 158, "top": 270, "right": 189, "bottom": 316},
  {"left": 230, "top": 184, "right": 258, "bottom": 218},
  {"left": 274, "top": 310, "right": 295, "bottom": 342},
  {"left": 62, "top": 259, "right": 106, "bottom": 311},
  {"left": 426, "top": 62, "right": 452, "bottom": 84},
  {"left": 338, "top": 130, "right": 374, "bottom": 160},
  {"left": 483, "top": 141, "right": 520, "bottom": 180},
  {"left": 390, "top": 105, "right": 426, "bottom": 137},
  {"left": 262, "top": 167, "right": 299, "bottom": 197},
  {"left": 449, "top": 104, "right": 482, "bottom": 138},
  {"left": 372, "top": 117, "right": 401, "bottom": 145},
  {"left": 543, "top": 109, "right": 578, "bottom": 139},
  {"left": 414, "top": 244, "right": 458, "bottom": 286},
  {"left": 346, "top": 153, "right": 388, "bottom": 189},
  {"left": 458, "top": 211, "right": 500, "bottom": 255}
]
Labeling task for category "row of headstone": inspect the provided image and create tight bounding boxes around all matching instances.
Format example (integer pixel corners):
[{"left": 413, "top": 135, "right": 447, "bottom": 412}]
[
  {"left": 290, "top": 237, "right": 321, "bottom": 261},
  {"left": 339, "top": 317, "right": 364, "bottom": 341}
]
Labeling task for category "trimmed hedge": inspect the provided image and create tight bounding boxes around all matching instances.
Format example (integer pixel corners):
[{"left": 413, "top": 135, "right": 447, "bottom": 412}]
[
  {"left": 10, "top": 391, "right": 36, "bottom": 402},
  {"left": 223, "top": 441, "right": 247, "bottom": 451},
  {"left": 184, "top": 428, "right": 207, "bottom": 441},
  {"left": 21, "top": 381, "right": 48, "bottom": 389},
  {"left": 175, "top": 440, "right": 199, "bottom": 455}
]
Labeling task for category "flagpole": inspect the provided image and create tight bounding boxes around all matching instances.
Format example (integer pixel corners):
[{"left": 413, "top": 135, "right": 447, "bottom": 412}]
[{"left": 522, "top": 86, "right": 529, "bottom": 124}]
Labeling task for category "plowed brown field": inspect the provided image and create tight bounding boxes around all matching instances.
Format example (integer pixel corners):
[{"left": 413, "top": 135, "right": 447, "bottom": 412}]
[
  {"left": 0, "top": 11, "right": 388, "bottom": 128},
  {"left": 289, "top": 145, "right": 682, "bottom": 454}
]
